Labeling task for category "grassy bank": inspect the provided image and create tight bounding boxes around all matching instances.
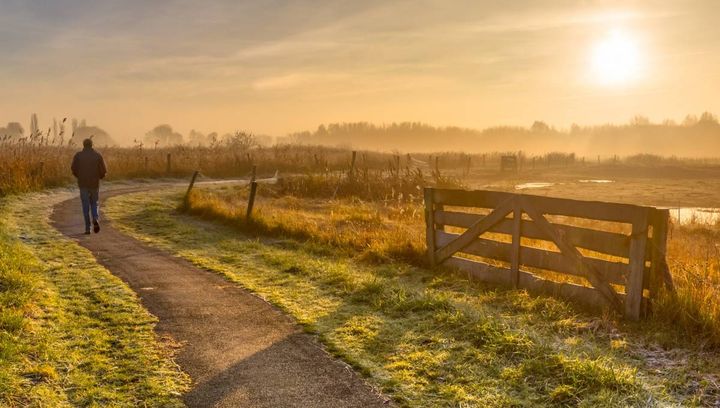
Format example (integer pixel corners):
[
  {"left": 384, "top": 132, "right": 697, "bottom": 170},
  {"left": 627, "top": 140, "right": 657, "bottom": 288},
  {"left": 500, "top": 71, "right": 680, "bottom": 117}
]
[
  {"left": 107, "top": 187, "right": 720, "bottom": 407},
  {"left": 0, "top": 190, "right": 189, "bottom": 407},
  {"left": 184, "top": 181, "right": 720, "bottom": 347},
  {"left": 183, "top": 186, "right": 427, "bottom": 266}
]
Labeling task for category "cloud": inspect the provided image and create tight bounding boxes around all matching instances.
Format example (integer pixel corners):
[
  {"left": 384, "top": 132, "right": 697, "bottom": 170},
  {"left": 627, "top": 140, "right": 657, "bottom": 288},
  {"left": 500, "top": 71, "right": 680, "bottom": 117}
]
[{"left": 251, "top": 72, "right": 350, "bottom": 91}]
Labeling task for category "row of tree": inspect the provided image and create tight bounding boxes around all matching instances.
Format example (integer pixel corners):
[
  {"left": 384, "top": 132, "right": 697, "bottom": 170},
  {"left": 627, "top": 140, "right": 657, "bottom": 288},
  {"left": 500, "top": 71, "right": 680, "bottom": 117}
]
[
  {"left": 140, "top": 125, "right": 272, "bottom": 148},
  {"left": 283, "top": 112, "right": 720, "bottom": 156},
  {"left": 4, "top": 112, "right": 720, "bottom": 156},
  {"left": 0, "top": 114, "right": 114, "bottom": 146}
]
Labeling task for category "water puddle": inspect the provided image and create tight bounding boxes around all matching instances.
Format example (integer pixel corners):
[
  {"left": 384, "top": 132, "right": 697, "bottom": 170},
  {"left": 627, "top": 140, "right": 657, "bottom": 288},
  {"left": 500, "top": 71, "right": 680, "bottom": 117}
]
[
  {"left": 665, "top": 207, "right": 720, "bottom": 225},
  {"left": 515, "top": 182, "right": 554, "bottom": 190},
  {"left": 579, "top": 179, "right": 614, "bottom": 183}
]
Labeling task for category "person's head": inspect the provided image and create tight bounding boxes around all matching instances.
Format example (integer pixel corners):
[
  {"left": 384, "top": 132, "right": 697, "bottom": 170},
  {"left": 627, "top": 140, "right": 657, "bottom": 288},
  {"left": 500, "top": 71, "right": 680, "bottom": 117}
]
[{"left": 83, "top": 138, "right": 93, "bottom": 149}]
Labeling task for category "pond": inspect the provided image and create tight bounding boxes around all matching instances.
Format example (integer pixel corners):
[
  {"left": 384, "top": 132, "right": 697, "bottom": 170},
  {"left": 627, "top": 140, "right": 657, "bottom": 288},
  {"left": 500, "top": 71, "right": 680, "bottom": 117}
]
[
  {"left": 665, "top": 207, "right": 720, "bottom": 225},
  {"left": 515, "top": 182, "right": 554, "bottom": 190}
]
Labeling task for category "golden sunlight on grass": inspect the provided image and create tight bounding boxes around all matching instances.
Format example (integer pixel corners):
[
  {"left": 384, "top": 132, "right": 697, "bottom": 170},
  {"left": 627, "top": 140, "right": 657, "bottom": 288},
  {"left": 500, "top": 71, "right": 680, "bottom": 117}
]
[
  {"left": 184, "top": 176, "right": 720, "bottom": 347},
  {"left": 106, "top": 187, "right": 720, "bottom": 406}
]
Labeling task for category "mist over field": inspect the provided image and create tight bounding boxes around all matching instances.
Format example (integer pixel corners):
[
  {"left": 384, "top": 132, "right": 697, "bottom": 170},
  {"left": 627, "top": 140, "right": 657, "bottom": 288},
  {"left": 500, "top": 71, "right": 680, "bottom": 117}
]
[
  {"left": 4, "top": 112, "right": 720, "bottom": 157},
  {"left": 284, "top": 113, "right": 720, "bottom": 155},
  {"left": 3, "top": 1, "right": 720, "bottom": 407}
]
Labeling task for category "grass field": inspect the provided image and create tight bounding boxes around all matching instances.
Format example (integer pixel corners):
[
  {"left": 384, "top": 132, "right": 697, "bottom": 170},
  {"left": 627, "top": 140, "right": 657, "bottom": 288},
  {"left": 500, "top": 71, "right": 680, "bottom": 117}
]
[
  {"left": 183, "top": 171, "right": 720, "bottom": 344},
  {"left": 106, "top": 187, "right": 720, "bottom": 407},
  {"left": 0, "top": 140, "right": 465, "bottom": 196},
  {"left": 2, "top": 141, "right": 720, "bottom": 406},
  {"left": 0, "top": 189, "right": 189, "bottom": 407}
]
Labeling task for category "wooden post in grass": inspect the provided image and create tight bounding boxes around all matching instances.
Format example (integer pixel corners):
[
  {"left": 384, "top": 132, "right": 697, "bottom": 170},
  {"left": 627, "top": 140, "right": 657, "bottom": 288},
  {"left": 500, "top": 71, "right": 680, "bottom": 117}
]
[
  {"left": 349, "top": 151, "right": 357, "bottom": 180},
  {"left": 185, "top": 171, "right": 199, "bottom": 202},
  {"left": 245, "top": 164, "right": 258, "bottom": 222},
  {"left": 166, "top": 153, "right": 172, "bottom": 174},
  {"left": 650, "top": 209, "right": 674, "bottom": 299},
  {"left": 246, "top": 180, "right": 258, "bottom": 222}
]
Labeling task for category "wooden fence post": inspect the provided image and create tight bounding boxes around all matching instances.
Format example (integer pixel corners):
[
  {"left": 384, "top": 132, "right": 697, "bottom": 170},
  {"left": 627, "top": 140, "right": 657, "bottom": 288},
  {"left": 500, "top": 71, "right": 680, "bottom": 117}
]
[
  {"left": 166, "top": 153, "right": 172, "bottom": 174},
  {"left": 250, "top": 165, "right": 257, "bottom": 183},
  {"left": 650, "top": 209, "right": 674, "bottom": 297},
  {"left": 185, "top": 171, "right": 199, "bottom": 202},
  {"left": 349, "top": 151, "right": 357, "bottom": 180},
  {"left": 424, "top": 188, "right": 436, "bottom": 267},
  {"left": 625, "top": 210, "right": 650, "bottom": 320},
  {"left": 246, "top": 181, "right": 258, "bottom": 222}
]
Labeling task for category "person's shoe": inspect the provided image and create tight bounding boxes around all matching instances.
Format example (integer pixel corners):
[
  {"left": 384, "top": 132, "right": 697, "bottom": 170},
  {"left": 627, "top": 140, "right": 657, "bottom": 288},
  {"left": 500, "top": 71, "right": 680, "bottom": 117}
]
[
  {"left": 93, "top": 220, "right": 100, "bottom": 233},
  {"left": 84, "top": 230, "right": 91, "bottom": 235}
]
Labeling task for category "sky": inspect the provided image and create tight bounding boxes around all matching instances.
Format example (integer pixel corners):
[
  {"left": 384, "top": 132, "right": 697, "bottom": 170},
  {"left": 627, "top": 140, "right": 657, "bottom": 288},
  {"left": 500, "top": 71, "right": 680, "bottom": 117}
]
[{"left": 1, "top": 0, "right": 718, "bottom": 144}]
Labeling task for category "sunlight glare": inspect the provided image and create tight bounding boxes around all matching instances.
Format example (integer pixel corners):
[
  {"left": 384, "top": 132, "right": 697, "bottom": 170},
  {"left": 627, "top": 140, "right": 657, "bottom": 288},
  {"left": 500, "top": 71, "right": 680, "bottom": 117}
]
[{"left": 591, "top": 29, "right": 642, "bottom": 86}]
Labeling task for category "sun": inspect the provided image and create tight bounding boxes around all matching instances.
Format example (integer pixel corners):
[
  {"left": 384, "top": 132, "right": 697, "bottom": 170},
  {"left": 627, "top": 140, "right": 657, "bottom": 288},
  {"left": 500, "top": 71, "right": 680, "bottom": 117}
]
[{"left": 591, "top": 29, "right": 642, "bottom": 86}]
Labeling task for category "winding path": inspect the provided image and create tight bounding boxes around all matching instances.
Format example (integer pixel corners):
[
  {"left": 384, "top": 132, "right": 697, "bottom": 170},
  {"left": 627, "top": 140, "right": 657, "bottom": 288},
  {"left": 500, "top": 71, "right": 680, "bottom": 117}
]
[{"left": 51, "top": 187, "right": 388, "bottom": 408}]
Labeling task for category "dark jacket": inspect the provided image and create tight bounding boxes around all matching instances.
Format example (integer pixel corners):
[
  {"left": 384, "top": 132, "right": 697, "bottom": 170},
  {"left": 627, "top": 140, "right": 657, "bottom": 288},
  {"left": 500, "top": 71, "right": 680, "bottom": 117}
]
[{"left": 71, "top": 147, "right": 107, "bottom": 189}]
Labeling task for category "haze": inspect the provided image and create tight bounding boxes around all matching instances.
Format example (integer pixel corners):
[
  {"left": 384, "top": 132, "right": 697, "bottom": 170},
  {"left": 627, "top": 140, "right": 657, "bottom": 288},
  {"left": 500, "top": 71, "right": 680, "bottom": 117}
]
[{"left": 1, "top": 0, "right": 718, "bottom": 144}]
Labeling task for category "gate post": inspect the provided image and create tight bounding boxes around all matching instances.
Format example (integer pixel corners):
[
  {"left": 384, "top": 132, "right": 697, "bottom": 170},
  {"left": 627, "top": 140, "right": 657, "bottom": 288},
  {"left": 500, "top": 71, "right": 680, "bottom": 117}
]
[
  {"left": 424, "top": 188, "right": 436, "bottom": 267},
  {"left": 625, "top": 210, "right": 650, "bottom": 320},
  {"left": 649, "top": 209, "right": 673, "bottom": 298},
  {"left": 510, "top": 196, "right": 522, "bottom": 288}
]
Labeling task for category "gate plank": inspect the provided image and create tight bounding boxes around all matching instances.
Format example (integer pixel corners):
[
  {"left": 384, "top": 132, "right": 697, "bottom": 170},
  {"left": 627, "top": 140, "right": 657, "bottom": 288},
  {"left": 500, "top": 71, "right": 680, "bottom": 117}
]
[
  {"left": 434, "top": 198, "right": 514, "bottom": 264},
  {"left": 521, "top": 197, "right": 624, "bottom": 312},
  {"left": 435, "top": 210, "right": 630, "bottom": 258},
  {"left": 433, "top": 188, "right": 648, "bottom": 224},
  {"left": 445, "top": 257, "right": 627, "bottom": 310},
  {"left": 435, "top": 230, "right": 628, "bottom": 285}
]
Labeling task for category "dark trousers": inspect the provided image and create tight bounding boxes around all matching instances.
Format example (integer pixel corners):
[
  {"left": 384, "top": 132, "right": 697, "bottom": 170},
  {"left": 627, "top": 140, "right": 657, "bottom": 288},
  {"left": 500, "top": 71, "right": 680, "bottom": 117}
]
[{"left": 80, "top": 187, "right": 99, "bottom": 231}]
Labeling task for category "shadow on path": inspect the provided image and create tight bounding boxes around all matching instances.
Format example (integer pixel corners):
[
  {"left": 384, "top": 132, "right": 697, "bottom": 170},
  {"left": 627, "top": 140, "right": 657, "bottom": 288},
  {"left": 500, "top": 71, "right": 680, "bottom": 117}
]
[{"left": 51, "top": 188, "right": 388, "bottom": 408}]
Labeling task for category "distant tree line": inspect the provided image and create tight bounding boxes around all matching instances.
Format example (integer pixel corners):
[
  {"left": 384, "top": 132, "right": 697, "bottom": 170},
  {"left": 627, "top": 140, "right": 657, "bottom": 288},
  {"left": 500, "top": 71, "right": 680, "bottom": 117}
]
[
  {"left": 141, "top": 124, "right": 272, "bottom": 148},
  {"left": 4, "top": 112, "right": 720, "bottom": 156},
  {"left": 282, "top": 112, "right": 720, "bottom": 156},
  {"left": 0, "top": 114, "right": 114, "bottom": 147}
]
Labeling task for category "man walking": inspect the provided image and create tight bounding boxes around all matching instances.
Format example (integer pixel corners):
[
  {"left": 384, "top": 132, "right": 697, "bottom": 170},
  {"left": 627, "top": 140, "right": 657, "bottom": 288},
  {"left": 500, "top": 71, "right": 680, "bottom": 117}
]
[{"left": 71, "top": 138, "right": 107, "bottom": 234}]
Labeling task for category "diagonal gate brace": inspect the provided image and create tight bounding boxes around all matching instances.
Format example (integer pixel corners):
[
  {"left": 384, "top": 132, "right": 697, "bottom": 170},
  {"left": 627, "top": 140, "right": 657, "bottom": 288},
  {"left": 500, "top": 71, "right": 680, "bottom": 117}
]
[
  {"left": 521, "top": 197, "right": 624, "bottom": 312},
  {"left": 434, "top": 198, "right": 514, "bottom": 264}
]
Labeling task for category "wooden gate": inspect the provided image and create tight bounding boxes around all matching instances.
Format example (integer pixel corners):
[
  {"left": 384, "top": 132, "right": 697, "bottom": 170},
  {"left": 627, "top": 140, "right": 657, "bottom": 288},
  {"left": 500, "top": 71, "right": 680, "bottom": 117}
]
[{"left": 424, "top": 188, "right": 674, "bottom": 320}]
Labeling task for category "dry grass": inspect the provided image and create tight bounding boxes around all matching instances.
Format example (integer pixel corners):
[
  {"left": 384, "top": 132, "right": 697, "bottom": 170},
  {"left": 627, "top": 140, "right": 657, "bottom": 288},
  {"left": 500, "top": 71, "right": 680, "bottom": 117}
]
[
  {"left": 181, "top": 170, "right": 461, "bottom": 266},
  {"left": 1, "top": 138, "right": 454, "bottom": 196},
  {"left": 184, "top": 175, "right": 720, "bottom": 347},
  {"left": 113, "top": 187, "right": 720, "bottom": 406},
  {"left": 654, "top": 225, "right": 720, "bottom": 343},
  {"left": 4, "top": 136, "right": 720, "bottom": 343}
]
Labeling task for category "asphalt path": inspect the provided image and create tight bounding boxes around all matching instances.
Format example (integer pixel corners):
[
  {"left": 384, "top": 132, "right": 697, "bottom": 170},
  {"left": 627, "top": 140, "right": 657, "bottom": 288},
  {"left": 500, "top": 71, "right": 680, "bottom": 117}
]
[{"left": 51, "top": 186, "right": 389, "bottom": 408}]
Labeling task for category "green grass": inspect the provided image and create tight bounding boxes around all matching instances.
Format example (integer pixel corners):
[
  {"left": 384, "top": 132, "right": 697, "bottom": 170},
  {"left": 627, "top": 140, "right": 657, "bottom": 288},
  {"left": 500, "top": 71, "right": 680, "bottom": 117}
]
[
  {"left": 0, "top": 190, "right": 189, "bottom": 407},
  {"left": 186, "top": 184, "right": 720, "bottom": 346},
  {"left": 106, "top": 188, "right": 720, "bottom": 407}
]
